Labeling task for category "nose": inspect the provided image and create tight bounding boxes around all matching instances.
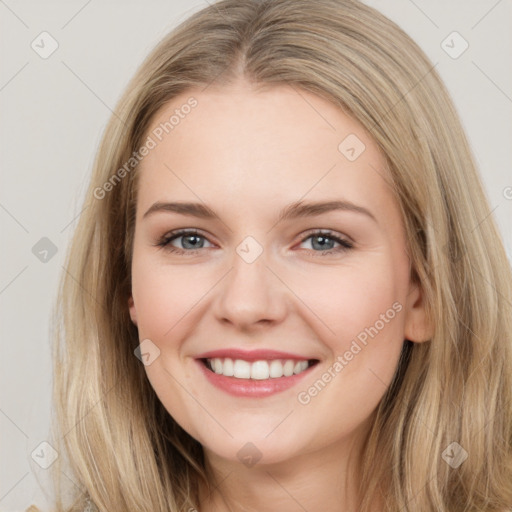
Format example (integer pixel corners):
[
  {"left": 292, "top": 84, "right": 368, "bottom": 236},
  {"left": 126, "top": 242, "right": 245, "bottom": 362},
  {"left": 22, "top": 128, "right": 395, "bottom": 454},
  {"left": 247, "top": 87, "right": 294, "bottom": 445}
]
[{"left": 212, "top": 246, "right": 288, "bottom": 331}]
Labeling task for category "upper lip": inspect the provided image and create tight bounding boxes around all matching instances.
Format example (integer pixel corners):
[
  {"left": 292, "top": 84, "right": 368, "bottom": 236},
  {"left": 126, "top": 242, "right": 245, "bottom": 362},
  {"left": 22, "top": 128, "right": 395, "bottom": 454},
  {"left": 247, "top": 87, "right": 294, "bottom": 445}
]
[{"left": 195, "top": 348, "right": 319, "bottom": 362}]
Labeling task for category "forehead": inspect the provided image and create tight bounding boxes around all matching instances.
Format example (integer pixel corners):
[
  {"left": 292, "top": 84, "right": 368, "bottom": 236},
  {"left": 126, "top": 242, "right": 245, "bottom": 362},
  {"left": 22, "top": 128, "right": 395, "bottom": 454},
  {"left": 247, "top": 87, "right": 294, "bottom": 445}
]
[{"left": 136, "top": 82, "right": 394, "bottom": 220}]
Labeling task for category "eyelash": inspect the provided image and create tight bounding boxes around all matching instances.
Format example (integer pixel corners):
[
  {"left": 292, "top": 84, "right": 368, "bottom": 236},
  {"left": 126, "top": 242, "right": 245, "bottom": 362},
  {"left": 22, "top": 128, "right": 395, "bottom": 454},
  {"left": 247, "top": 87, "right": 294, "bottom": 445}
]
[{"left": 154, "top": 229, "right": 353, "bottom": 256}]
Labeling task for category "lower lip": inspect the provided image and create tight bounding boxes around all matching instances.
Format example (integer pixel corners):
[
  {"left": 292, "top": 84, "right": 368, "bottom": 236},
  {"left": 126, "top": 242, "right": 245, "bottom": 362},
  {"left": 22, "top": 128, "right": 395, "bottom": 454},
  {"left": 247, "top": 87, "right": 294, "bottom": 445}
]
[{"left": 196, "top": 359, "right": 316, "bottom": 398}]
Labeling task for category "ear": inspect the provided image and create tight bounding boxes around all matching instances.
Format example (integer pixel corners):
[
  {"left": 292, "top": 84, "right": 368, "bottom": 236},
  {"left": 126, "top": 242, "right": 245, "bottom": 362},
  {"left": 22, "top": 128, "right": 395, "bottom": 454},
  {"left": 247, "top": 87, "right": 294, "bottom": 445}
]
[
  {"left": 403, "top": 279, "right": 433, "bottom": 342},
  {"left": 128, "top": 295, "right": 138, "bottom": 326}
]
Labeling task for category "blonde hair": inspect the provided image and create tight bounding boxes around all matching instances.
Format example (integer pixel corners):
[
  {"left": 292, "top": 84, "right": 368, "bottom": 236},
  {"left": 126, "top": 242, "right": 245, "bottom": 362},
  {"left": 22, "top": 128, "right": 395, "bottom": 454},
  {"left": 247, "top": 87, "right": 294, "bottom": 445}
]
[{"left": 43, "top": 0, "right": 512, "bottom": 510}]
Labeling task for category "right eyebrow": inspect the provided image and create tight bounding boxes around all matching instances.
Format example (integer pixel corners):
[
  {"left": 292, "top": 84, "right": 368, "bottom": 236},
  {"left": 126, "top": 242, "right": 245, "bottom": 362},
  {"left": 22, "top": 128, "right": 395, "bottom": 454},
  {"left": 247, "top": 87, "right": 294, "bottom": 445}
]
[{"left": 143, "top": 201, "right": 218, "bottom": 220}]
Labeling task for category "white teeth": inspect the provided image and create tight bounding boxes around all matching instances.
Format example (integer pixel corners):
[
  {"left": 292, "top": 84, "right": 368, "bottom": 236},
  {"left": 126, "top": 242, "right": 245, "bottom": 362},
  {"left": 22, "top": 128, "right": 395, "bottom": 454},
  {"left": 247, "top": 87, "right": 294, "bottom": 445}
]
[
  {"left": 233, "top": 359, "right": 251, "bottom": 379},
  {"left": 206, "top": 358, "right": 312, "bottom": 379},
  {"left": 294, "top": 361, "right": 309, "bottom": 374},
  {"left": 283, "top": 360, "right": 295, "bottom": 377},
  {"left": 213, "top": 358, "right": 223, "bottom": 374},
  {"left": 223, "top": 357, "right": 234, "bottom": 376},
  {"left": 251, "top": 360, "right": 270, "bottom": 380},
  {"left": 269, "top": 360, "right": 284, "bottom": 378}
]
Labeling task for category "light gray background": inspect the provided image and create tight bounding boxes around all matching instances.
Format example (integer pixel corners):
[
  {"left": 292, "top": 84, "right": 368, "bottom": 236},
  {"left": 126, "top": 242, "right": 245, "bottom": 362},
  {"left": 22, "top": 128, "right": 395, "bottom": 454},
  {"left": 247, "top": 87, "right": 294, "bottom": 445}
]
[{"left": 1, "top": 1, "right": 511, "bottom": 510}]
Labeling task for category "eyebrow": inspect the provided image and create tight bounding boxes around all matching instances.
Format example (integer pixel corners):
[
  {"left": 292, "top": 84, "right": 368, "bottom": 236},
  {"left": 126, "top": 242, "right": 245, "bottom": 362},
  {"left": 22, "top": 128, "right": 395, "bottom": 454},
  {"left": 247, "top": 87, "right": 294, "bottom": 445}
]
[{"left": 142, "top": 199, "right": 377, "bottom": 224}]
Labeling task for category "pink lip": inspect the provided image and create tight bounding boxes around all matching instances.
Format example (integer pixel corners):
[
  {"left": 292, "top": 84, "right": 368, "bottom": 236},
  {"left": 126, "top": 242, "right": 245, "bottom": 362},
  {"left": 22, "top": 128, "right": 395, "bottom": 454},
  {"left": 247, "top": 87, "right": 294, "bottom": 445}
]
[
  {"left": 195, "top": 357, "right": 319, "bottom": 398},
  {"left": 195, "top": 348, "right": 316, "bottom": 362}
]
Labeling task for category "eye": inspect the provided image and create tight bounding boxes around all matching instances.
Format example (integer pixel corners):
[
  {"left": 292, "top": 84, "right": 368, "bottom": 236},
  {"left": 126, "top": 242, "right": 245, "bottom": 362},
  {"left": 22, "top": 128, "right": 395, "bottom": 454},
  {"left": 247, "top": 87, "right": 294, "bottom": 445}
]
[
  {"left": 297, "top": 230, "right": 353, "bottom": 256},
  {"left": 154, "top": 228, "right": 353, "bottom": 256},
  {"left": 155, "top": 229, "right": 214, "bottom": 254}
]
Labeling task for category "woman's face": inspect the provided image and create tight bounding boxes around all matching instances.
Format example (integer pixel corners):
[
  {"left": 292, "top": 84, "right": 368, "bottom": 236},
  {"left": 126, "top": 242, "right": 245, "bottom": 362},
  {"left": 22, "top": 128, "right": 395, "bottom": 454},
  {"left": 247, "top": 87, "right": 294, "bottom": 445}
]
[{"left": 128, "top": 80, "right": 430, "bottom": 467}]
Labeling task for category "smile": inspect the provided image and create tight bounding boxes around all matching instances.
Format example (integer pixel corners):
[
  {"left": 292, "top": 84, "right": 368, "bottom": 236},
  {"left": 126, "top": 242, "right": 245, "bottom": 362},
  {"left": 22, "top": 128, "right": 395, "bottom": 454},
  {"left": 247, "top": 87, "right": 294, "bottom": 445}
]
[
  {"left": 204, "top": 357, "right": 316, "bottom": 379},
  {"left": 196, "top": 356, "right": 320, "bottom": 398}
]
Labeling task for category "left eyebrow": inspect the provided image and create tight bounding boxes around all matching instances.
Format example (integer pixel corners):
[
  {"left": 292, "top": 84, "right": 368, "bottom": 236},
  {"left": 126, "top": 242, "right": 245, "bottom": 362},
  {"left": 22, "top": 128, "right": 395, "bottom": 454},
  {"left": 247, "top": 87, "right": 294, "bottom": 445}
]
[
  {"left": 142, "top": 199, "right": 377, "bottom": 224},
  {"left": 277, "top": 200, "right": 377, "bottom": 224}
]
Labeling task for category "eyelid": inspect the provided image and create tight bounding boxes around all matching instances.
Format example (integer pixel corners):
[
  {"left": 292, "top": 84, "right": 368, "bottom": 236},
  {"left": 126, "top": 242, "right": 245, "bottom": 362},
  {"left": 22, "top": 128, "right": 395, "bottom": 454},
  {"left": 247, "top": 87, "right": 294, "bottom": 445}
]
[
  {"left": 155, "top": 228, "right": 214, "bottom": 250},
  {"left": 294, "top": 230, "right": 354, "bottom": 255},
  {"left": 297, "top": 228, "right": 353, "bottom": 245}
]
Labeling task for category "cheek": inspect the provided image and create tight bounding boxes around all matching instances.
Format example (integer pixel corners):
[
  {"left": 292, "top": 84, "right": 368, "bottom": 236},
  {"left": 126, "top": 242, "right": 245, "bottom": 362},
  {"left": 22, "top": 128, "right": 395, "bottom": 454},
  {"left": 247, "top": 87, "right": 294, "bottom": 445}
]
[
  {"left": 130, "top": 255, "right": 208, "bottom": 436},
  {"left": 131, "top": 255, "right": 210, "bottom": 339},
  {"left": 301, "top": 261, "right": 403, "bottom": 341},
  {"left": 295, "top": 265, "right": 405, "bottom": 423},
  {"left": 298, "top": 258, "right": 406, "bottom": 387}
]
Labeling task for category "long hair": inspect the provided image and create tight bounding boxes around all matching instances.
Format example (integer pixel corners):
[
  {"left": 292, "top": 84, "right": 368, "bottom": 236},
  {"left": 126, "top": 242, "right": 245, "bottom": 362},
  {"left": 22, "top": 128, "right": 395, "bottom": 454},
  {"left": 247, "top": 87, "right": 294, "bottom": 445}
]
[{"left": 46, "top": 0, "right": 512, "bottom": 510}]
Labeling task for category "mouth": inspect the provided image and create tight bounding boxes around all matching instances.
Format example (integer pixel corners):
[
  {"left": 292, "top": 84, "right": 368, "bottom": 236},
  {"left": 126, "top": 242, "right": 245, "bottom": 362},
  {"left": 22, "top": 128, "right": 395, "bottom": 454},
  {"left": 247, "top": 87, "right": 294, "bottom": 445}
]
[
  {"left": 200, "top": 357, "right": 319, "bottom": 380},
  {"left": 195, "top": 355, "right": 320, "bottom": 398},
  {"left": 194, "top": 348, "right": 321, "bottom": 397}
]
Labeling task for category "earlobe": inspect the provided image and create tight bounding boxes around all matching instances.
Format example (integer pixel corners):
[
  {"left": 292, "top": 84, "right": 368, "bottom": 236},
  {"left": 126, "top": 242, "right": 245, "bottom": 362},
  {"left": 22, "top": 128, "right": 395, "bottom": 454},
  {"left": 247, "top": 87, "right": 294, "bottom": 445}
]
[
  {"left": 403, "top": 281, "right": 433, "bottom": 343},
  {"left": 128, "top": 296, "right": 138, "bottom": 326}
]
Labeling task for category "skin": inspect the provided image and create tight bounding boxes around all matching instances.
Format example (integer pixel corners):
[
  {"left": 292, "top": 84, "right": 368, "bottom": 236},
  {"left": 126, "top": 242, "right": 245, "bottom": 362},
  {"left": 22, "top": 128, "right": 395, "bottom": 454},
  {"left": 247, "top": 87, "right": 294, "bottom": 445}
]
[{"left": 128, "top": 79, "right": 431, "bottom": 512}]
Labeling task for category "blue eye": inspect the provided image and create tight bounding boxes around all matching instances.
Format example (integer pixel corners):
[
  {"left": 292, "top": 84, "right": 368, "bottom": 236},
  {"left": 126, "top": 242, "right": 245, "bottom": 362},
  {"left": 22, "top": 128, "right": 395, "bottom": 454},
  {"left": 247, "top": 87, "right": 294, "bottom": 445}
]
[
  {"left": 155, "top": 229, "right": 353, "bottom": 256},
  {"left": 298, "top": 231, "right": 353, "bottom": 255},
  {"left": 156, "top": 229, "right": 213, "bottom": 254}
]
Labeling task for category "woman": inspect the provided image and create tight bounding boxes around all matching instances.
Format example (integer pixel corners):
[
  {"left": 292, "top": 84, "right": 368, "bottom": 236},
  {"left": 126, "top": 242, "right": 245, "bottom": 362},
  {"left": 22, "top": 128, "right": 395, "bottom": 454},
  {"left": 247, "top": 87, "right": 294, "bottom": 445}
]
[{"left": 42, "top": 0, "right": 512, "bottom": 510}]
